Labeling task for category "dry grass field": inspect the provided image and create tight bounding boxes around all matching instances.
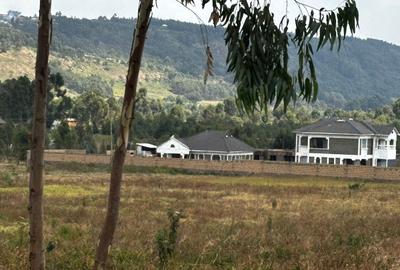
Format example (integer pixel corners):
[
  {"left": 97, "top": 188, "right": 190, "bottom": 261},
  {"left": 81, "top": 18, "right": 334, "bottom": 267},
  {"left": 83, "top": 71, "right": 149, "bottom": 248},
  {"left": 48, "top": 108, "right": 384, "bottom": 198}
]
[{"left": 1, "top": 163, "right": 400, "bottom": 269}]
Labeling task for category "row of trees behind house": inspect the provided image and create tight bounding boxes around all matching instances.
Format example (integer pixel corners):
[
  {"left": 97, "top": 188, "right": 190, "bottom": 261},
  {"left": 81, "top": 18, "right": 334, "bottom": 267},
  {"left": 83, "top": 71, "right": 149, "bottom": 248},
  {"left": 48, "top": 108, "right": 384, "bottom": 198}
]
[{"left": 2, "top": 75, "right": 400, "bottom": 162}]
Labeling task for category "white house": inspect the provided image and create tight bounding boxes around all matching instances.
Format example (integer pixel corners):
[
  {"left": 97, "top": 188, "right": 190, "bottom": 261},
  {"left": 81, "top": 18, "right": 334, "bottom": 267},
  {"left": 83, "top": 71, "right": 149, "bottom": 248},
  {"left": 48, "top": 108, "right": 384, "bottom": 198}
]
[
  {"left": 156, "top": 136, "right": 190, "bottom": 159},
  {"left": 294, "top": 118, "right": 399, "bottom": 167},
  {"left": 157, "top": 130, "right": 254, "bottom": 161}
]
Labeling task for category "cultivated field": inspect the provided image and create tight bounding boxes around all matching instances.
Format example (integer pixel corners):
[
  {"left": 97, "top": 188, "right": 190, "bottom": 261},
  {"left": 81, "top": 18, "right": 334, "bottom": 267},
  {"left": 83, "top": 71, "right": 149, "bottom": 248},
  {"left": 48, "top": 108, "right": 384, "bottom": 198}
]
[{"left": 1, "top": 163, "right": 400, "bottom": 269}]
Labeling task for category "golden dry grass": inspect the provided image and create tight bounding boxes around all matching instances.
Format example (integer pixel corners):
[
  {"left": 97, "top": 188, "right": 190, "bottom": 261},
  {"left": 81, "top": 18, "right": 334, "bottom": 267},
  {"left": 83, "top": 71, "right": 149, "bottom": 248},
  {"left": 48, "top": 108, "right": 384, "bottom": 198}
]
[
  {"left": 0, "top": 47, "right": 175, "bottom": 99},
  {"left": 1, "top": 163, "right": 400, "bottom": 269}
]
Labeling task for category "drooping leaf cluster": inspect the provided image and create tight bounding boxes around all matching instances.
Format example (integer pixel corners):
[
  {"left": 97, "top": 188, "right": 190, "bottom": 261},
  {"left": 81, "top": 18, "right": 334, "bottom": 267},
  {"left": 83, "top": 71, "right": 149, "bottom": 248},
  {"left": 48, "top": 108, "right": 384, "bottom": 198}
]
[
  {"left": 184, "top": 0, "right": 359, "bottom": 113},
  {"left": 293, "top": 1, "right": 359, "bottom": 103}
]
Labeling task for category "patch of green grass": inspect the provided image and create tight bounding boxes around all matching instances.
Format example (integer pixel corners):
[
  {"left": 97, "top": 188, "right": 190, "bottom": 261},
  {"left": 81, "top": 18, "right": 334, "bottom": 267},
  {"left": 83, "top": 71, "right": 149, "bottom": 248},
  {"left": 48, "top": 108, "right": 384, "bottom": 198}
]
[
  {"left": 109, "top": 249, "right": 148, "bottom": 269},
  {"left": 139, "top": 80, "right": 175, "bottom": 100},
  {"left": 45, "top": 161, "right": 111, "bottom": 173},
  {"left": 45, "top": 161, "right": 209, "bottom": 176},
  {"left": 0, "top": 184, "right": 105, "bottom": 197},
  {"left": 43, "top": 161, "right": 400, "bottom": 189}
]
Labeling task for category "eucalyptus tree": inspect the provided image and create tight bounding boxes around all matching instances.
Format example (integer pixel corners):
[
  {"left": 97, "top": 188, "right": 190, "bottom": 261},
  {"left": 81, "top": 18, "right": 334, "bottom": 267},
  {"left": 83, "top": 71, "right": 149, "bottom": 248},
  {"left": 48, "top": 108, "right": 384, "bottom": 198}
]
[
  {"left": 94, "top": 0, "right": 359, "bottom": 268},
  {"left": 29, "top": 0, "right": 52, "bottom": 269}
]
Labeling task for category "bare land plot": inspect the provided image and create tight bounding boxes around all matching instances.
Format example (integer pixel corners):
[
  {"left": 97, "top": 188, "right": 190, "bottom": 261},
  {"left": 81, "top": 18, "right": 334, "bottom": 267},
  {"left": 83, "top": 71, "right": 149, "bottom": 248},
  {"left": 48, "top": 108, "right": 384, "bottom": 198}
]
[{"left": 1, "top": 163, "right": 400, "bottom": 269}]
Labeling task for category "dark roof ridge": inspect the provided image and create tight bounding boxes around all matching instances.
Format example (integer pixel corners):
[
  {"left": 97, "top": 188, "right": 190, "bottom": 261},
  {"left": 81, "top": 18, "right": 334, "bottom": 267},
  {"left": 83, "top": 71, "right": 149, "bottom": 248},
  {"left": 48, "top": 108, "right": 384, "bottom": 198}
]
[
  {"left": 314, "top": 118, "right": 334, "bottom": 128},
  {"left": 294, "top": 118, "right": 388, "bottom": 135},
  {"left": 371, "top": 123, "right": 397, "bottom": 135},
  {"left": 347, "top": 119, "right": 369, "bottom": 134},
  {"left": 361, "top": 121, "right": 378, "bottom": 134},
  {"left": 302, "top": 118, "right": 333, "bottom": 131},
  {"left": 180, "top": 129, "right": 254, "bottom": 152}
]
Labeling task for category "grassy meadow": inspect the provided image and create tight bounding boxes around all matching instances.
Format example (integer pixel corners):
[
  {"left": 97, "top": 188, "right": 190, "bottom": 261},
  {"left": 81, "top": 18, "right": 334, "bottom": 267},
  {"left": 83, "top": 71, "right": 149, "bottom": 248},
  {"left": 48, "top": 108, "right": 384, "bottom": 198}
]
[{"left": 1, "top": 163, "right": 400, "bottom": 269}]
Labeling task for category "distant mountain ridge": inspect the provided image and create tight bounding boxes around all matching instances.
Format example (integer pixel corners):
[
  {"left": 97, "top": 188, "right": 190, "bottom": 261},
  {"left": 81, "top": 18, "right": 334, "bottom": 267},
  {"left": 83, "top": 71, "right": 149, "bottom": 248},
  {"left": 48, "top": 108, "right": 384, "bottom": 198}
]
[{"left": 1, "top": 14, "right": 400, "bottom": 108}]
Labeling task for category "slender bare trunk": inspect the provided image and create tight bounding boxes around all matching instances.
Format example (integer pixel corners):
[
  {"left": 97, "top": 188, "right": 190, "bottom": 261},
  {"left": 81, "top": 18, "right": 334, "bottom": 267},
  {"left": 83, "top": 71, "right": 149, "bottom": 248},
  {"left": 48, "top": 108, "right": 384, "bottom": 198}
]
[
  {"left": 93, "top": 0, "right": 153, "bottom": 268},
  {"left": 28, "top": 0, "right": 52, "bottom": 269}
]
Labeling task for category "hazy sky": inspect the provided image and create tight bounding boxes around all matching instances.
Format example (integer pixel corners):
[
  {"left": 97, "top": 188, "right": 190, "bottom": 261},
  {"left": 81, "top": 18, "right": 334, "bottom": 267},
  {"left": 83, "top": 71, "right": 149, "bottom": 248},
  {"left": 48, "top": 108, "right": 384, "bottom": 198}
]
[{"left": 1, "top": 0, "right": 399, "bottom": 45}]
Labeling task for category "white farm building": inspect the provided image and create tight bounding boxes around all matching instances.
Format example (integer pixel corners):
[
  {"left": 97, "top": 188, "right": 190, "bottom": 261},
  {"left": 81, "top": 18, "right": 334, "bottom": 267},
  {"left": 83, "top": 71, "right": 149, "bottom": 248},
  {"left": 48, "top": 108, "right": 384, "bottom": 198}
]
[{"left": 156, "top": 130, "right": 254, "bottom": 161}]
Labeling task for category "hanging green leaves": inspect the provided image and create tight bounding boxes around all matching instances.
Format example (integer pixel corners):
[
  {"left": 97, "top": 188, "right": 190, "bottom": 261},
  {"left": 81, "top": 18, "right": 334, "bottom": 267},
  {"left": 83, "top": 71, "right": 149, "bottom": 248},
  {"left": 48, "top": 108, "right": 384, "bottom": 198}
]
[
  {"left": 196, "top": 0, "right": 359, "bottom": 113},
  {"left": 204, "top": 46, "right": 214, "bottom": 84}
]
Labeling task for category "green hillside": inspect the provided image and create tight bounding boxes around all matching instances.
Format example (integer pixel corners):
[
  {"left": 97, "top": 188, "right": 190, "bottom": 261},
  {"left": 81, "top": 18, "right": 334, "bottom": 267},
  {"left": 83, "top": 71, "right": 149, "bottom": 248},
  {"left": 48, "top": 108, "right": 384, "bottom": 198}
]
[{"left": 1, "top": 15, "right": 400, "bottom": 108}]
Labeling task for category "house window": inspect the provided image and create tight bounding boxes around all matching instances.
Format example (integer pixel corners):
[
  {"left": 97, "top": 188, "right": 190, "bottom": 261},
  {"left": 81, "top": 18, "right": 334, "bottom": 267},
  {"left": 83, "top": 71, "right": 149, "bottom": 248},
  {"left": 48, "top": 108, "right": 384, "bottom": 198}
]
[
  {"left": 300, "top": 137, "right": 308, "bottom": 146},
  {"left": 377, "top": 139, "right": 387, "bottom": 149},
  {"left": 170, "top": 144, "right": 175, "bottom": 148},
  {"left": 389, "top": 139, "right": 395, "bottom": 149},
  {"left": 310, "top": 138, "right": 328, "bottom": 149},
  {"left": 361, "top": 139, "right": 368, "bottom": 149}
]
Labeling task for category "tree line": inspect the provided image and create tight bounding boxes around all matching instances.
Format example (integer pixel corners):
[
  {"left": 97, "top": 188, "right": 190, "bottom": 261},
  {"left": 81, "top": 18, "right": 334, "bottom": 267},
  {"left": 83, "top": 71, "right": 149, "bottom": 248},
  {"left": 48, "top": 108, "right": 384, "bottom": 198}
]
[{"left": 2, "top": 75, "right": 400, "bottom": 162}]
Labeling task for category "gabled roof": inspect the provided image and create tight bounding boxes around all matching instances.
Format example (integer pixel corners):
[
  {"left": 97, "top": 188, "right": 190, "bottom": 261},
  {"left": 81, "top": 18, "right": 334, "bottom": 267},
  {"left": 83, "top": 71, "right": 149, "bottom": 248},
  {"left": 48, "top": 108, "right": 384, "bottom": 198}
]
[
  {"left": 178, "top": 130, "right": 254, "bottom": 153},
  {"left": 157, "top": 135, "right": 190, "bottom": 150},
  {"left": 295, "top": 118, "right": 398, "bottom": 136},
  {"left": 0, "top": 117, "right": 6, "bottom": 125},
  {"left": 371, "top": 124, "right": 399, "bottom": 135}
]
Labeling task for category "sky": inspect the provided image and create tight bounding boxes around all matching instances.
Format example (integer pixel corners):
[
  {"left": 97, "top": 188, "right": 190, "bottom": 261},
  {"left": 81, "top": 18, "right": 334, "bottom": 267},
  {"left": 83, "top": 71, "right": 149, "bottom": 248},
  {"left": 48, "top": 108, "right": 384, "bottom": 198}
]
[{"left": 1, "top": 0, "right": 399, "bottom": 45}]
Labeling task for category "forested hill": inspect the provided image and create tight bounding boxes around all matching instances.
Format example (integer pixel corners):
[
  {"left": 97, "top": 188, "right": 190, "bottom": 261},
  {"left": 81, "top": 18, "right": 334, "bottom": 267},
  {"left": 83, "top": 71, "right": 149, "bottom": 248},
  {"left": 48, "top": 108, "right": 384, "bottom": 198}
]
[{"left": 1, "top": 14, "right": 400, "bottom": 108}]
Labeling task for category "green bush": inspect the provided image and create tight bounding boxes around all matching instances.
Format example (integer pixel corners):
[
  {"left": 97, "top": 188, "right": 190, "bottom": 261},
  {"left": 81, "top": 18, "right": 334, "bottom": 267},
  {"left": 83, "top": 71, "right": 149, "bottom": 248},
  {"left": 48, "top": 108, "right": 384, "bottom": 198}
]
[{"left": 155, "top": 209, "right": 184, "bottom": 269}]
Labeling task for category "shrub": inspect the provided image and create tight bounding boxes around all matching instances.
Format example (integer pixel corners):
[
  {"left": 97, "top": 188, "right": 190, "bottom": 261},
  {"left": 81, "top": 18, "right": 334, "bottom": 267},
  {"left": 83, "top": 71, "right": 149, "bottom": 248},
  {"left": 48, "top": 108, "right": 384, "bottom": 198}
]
[
  {"left": 155, "top": 209, "right": 184, "bottom": 269},
  {"left": 348, "top": 182, "right": 366, "bottom": 197}
]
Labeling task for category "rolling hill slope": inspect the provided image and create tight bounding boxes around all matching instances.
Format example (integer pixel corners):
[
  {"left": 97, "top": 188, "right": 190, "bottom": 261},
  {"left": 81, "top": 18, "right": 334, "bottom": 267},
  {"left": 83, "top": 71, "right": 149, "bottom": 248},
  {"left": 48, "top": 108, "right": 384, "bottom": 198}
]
[{"left": 1, "top": 15, "right": 400, "bottom": 108}]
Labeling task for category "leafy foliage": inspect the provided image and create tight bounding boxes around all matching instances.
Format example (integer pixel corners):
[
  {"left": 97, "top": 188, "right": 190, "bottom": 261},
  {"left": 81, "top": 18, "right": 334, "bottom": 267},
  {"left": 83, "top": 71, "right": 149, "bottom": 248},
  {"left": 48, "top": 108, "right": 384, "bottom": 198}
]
[
  {"left": 1, "top": 75, "right": 400, "bottom": 159},
  {"left": 202, "top": 0, "right": 359, "bottom": 113},
  {"left": 0, "top": 24, "right": 34, "bottom": 52},
  {"left": 51, "top": 121, "right": 79, "bottom": 149},
  {"left": 0, "top": 76, "right": 34, "bottom": 123},
  {"left": 155, "top": 209, "right": 184, "bottom": 269},
  {"left": 0, "top": 74, "right": 72, "bottom": 128}
]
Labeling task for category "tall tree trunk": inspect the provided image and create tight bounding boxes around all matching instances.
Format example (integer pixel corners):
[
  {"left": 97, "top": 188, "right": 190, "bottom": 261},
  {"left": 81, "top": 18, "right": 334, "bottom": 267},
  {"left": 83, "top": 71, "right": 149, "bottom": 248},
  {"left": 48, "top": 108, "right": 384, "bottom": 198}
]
[
  {"left": 29, "top": 0, "right": 52, "bottom": 269},
  {"left": 93, "top": 0, "right": 153, "bottom": 268}
]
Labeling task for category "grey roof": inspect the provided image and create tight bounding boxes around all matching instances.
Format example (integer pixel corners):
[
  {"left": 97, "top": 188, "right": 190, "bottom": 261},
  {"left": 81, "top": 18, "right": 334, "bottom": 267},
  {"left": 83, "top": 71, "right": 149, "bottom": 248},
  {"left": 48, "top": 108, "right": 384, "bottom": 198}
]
[
  {"left": 0, "top": 117, "right": 6, "bottom": 125},
  {"left": 371, "top": 124, "right": 397, "bottom": 135},
  {"left": 178, "top": 130, "right": 255, "bottom": 153},
  {"left": 295, "top": 118, "right": 398, "bottom": 136}
]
